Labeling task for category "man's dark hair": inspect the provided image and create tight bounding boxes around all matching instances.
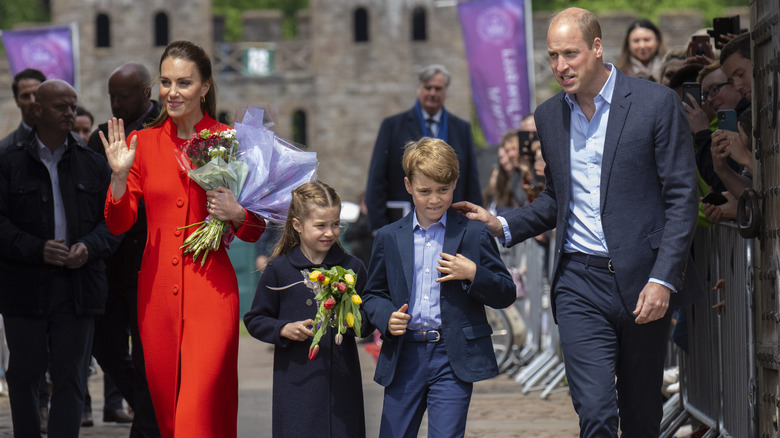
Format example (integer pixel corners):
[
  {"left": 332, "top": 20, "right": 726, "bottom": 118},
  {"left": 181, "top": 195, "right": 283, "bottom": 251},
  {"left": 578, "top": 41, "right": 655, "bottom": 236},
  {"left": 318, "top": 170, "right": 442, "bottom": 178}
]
[
  {"left": 12, "top": 68, "right": 46, "bottom": 98},
  {"left": 77, "top": 106, "right": 94, "bottom": 125},
  {"left": 719, "top": 32, "right": 750, "bottom": 64}
]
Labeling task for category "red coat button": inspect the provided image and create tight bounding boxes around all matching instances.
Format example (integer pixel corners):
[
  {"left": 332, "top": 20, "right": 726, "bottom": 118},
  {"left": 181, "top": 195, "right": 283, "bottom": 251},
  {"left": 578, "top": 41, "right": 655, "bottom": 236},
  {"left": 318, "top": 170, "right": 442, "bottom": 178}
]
[
  {"left": 176, "top": 198, "right": 184, "bottom": 207},
  {"left": 173, "top": 285, "right": 179, "bottom": 295},
  {"left": 174, "top": 229, "right": 182, "bottom": 237},
  {"left": 172, "top": 256, "right": 179, "bottom": 265}
]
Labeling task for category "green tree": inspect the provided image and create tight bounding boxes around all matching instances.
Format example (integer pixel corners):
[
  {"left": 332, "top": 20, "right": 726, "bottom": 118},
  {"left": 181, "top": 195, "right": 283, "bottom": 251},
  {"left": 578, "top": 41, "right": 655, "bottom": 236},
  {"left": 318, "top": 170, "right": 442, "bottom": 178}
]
[
  {"left": 213, "top": 0, "right": 309, "bottom": 41},
  {"left": 532, "top": 0, "right": 747, "bottom": 25},
  {"left": 0, "top": 0, "right": 50, "bottom": 32}
]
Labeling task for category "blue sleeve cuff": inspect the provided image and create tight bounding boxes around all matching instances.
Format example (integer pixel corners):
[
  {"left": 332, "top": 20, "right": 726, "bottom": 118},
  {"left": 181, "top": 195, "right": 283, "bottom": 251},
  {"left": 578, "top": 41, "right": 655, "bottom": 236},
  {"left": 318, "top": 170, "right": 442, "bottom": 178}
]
[
  {"left": 649, "top": 277, "right": 677, "bottom": 293},
  {"left": 497, "top": 216, "right": 511, "bottom": 246}
]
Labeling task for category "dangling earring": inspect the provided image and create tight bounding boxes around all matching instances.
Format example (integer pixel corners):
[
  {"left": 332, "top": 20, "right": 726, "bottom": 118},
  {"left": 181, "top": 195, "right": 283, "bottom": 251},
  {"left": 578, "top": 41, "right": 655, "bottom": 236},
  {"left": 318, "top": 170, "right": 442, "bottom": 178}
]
[{"left": 201, "top": 96, "right": 206, "bottom": 104}]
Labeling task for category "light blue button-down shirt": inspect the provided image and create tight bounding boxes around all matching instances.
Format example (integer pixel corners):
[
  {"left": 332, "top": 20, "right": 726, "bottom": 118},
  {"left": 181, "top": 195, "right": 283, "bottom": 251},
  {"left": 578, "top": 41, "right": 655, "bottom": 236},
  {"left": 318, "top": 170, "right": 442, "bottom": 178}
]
[
  {"left": 408, "top": 209, "right": 446, "bottom": 331},
  {"left": 561, "top": 63, "right": 616, "bottom": 255}
]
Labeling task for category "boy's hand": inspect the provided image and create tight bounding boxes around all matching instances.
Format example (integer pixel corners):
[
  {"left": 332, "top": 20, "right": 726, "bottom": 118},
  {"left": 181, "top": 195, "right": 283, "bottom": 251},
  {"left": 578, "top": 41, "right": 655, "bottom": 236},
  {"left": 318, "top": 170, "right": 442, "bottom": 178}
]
[
  {"left": 436, "top": 252, "right": 476, "bottom": 283},
  {"left": 388, "top": 303, "right": 410, "bottom": 336},
  {"left": 281, "top": 319, "right": 314, "bottom": 341}
]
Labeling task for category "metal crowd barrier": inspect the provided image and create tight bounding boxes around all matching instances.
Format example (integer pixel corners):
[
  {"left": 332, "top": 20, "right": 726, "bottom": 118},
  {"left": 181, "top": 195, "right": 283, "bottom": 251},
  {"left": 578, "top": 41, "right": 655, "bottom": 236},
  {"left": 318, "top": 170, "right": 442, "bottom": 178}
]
[
  {"left": 496, "top": 231, "right": 566, "bottom": 399},
  {"left": 661, "top": 223, "right": 756, "bottom": 437}
]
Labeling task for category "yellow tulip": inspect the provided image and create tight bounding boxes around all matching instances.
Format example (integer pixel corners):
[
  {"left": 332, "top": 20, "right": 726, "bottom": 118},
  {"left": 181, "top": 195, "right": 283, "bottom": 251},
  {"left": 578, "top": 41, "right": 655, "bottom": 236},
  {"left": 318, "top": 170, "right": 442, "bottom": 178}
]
[
  {"left": 322, "top": 276, "right": 330, "bottom": 285},
  {"left": 344, "top": 274, "right": 355, "bottom": 285},
  {"left": 346, "top": 312, "right": 355, "bottom": 327},
  {"left": 351, "top": 294, "right": 362, "bottom": 305},
  {"left": 309, "top": 271, "right": 322, "bottom": 281}
]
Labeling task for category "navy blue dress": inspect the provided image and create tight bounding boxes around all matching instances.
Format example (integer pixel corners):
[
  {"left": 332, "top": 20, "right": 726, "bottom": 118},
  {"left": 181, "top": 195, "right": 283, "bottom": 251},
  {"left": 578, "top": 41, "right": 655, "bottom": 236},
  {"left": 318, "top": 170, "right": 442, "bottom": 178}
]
[{"left": 243, "top": 245, "right": 370, "bottom": 438}]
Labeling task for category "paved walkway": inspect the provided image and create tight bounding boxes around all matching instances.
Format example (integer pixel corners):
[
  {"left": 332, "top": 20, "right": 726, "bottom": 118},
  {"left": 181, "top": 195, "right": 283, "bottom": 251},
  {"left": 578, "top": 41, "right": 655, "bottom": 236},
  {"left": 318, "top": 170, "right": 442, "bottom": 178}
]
[{"left": 0, "top": 336, "right": 579, "bottom": 437}]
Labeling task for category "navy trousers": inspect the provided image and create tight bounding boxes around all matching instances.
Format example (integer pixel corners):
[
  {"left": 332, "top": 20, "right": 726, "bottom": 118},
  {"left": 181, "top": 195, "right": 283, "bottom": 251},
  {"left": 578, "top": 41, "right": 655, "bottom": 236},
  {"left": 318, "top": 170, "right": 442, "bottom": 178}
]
[
  {"left": 555, "top": 256, "right": 671, "bottom": 438},
  {"left": 4, "top": 273, "right": 94, "bottom": 438},
  {"left": 379, "top": 338, "right": 473, "bottom": 438}
]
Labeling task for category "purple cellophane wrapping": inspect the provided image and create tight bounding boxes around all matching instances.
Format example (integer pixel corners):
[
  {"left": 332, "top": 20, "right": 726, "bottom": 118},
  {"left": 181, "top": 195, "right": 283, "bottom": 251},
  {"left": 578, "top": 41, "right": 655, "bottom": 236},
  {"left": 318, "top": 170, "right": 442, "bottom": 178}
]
[{"left": 235, "top": 107, "right": 318, "bottom": 224}]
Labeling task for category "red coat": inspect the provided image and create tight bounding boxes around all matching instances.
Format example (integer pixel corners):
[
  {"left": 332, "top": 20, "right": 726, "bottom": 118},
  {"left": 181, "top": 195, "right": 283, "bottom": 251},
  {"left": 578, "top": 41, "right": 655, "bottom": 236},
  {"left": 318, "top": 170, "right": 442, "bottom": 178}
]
[{"left": 105, "top": 115, "right": 264, "bottom": 438}]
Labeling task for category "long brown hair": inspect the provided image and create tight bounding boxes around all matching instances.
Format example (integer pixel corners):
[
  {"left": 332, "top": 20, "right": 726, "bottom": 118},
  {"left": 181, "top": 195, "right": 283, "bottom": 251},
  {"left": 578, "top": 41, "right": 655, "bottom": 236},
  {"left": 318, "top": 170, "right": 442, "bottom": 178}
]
[
  {"left": 148, "top": 40, "right": 217, "bottom": 128},
  {"left": 271, "top": 181, "right": 342, "bottom": 259}
]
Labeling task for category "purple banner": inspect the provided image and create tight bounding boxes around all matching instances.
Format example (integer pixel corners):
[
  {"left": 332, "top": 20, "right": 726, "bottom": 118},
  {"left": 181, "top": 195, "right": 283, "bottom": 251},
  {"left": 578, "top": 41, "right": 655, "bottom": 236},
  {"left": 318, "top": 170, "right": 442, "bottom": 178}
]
[
  {"left": 458, "top": 0, "right": 531, "bottom": 145},
  {"left": 2, "top": 25, "right": 75, "bottom": 85}
]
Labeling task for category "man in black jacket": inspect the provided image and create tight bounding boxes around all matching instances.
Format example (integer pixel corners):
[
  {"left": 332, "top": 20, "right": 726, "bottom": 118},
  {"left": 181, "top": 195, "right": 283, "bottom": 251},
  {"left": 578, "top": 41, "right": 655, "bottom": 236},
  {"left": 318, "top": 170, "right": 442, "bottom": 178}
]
[
  {"left": 0, "top": 68, "right": 46, "bottom": 151},
  {"left": 87, "top": 62, "right": 162, "bottom": 437},
  {"left": 0, "top": 79, "right": 120, "bottom": 436}
]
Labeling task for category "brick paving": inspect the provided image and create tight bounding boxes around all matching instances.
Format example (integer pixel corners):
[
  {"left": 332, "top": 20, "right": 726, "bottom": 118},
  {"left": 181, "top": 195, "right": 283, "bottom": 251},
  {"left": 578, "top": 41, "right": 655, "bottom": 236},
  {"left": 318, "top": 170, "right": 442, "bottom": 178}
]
[{"left": 0, "top": 336, "right": 578, "bottom": 437}]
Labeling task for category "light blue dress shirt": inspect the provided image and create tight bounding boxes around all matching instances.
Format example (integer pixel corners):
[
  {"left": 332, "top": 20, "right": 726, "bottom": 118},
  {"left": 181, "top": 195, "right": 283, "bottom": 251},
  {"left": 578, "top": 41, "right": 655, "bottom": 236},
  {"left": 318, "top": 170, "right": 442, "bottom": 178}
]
[
  {"left": 408, "top": 209, "right": 446, "bottom": 331},
  {"left": 561, "top": 63, "right": 616, "bottom": 256}
]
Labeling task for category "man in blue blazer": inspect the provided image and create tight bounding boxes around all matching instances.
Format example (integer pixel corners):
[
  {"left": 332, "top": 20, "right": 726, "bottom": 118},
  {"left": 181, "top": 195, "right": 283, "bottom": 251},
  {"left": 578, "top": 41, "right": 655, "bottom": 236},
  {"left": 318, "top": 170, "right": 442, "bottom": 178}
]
[
  {"left": 365, "top": 64, "right": 483, "bottom": 232},
  {"left": 456, "top": 8, "right": 702, "bottom": 437},
  {"left": 363, "top": 138, "right": 515, "bottom": 437}
]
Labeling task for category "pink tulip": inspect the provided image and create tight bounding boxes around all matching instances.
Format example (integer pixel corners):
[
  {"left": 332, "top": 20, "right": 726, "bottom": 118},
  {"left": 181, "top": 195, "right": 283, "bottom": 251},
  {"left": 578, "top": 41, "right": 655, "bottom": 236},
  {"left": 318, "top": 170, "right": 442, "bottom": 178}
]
[{"left": 308, "top": 345, "right": 319, "bottom": 360}]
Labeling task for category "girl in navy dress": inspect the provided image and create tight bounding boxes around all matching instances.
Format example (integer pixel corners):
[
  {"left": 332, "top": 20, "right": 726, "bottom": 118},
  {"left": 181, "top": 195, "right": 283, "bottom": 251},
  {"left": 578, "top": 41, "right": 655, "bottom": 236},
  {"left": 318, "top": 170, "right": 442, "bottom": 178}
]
[{"left": 243, "top": 181, "right": 369, "bottom": 438}]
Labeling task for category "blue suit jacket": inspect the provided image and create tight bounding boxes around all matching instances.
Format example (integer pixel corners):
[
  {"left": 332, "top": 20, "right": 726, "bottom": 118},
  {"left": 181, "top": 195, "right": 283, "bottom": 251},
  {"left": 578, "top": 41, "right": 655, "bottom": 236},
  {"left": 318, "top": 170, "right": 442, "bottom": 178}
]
[
  {"left": 503, "top": 69, "right": 703, "bottom": 317},
  {"left": 365, "top": 106, "right": 483, "bottom": 231},
  {"left": 363, "top": 209, "right": 516, "bottom": 386}
]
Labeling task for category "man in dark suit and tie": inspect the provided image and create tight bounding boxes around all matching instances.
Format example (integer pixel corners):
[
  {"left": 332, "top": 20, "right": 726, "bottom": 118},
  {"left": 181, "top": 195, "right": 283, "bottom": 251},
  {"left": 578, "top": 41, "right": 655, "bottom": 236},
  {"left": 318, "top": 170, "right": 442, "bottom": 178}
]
[
  {"left": 366, "top": 64, "right": 482, "bottom": 232},
  {"left": 455, "top": 8, "right": 702, "bottom": 437}
]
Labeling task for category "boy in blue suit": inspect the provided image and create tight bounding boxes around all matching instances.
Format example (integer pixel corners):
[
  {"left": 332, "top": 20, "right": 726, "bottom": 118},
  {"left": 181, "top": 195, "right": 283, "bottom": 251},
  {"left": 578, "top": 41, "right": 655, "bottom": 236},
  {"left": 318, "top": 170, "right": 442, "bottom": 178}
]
[{"left": 363, "top": 137, "right": 516, "bottom": 438}]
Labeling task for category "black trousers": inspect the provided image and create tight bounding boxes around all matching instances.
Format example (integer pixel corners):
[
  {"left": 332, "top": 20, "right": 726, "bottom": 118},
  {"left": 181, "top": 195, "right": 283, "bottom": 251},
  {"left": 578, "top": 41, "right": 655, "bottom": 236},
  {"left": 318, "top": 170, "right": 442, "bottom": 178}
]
[
  {"left": 92, "top": 282, "right": 160, "bottom": 437},
  {"left": 4, "top": 273, "right": 93, "bottom": 438}
]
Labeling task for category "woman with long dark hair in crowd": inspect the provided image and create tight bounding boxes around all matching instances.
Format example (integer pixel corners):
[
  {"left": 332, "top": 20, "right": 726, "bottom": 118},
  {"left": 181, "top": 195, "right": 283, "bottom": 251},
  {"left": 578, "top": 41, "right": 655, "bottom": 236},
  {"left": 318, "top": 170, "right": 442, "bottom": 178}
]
[{"left": 615, "top": 19, "right": 666, "bottom": 81}]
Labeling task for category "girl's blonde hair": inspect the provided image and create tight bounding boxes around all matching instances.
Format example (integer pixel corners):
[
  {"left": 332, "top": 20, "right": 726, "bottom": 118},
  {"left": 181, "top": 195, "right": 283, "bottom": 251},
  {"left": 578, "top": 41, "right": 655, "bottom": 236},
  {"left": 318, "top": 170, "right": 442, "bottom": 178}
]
[{"left": 271, "top": 181, "right": 341, "bottom": 258}]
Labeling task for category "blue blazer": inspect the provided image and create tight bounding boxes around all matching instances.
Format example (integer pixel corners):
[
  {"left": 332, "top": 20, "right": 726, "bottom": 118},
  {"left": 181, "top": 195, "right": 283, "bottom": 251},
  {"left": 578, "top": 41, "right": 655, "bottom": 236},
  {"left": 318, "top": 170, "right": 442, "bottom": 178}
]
[
  {"left": 503, "top": 69, "right": 703, "bottom": 317},
  {"left": 363, "top": 209, "right": 516, "bottom": 386},
  {"left": 365, "top": 105, "right": 483, "bottom": 231}
]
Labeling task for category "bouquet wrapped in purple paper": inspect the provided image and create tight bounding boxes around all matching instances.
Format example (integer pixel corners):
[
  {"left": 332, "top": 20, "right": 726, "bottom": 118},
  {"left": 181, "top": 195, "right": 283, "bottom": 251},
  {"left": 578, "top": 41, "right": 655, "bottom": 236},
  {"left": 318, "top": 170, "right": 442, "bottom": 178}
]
[{"left": 176, "top": 107, "right": 317, "bottom": 265}]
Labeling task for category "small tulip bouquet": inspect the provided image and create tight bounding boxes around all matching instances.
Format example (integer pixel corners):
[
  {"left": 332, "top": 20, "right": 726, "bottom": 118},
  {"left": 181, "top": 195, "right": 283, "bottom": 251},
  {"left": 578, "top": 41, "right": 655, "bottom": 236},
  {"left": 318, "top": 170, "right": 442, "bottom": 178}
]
[{"left": 302, "top": 267, "right": 363, "bottom": 360}]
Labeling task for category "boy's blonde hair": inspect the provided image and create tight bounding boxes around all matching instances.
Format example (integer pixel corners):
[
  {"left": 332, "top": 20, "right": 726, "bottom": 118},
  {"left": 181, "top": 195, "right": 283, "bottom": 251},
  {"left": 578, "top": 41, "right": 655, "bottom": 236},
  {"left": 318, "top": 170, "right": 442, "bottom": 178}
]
[{"left": 402, "top": 137, "right": 459, "bottom": 184}]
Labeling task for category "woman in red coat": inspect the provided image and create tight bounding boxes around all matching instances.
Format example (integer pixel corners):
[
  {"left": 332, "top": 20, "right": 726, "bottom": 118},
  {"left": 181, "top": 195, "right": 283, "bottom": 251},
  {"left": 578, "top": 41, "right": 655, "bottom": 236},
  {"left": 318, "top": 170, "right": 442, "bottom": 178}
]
[{"left": 101, "top": 40, "right": 265, "bottom": 438}]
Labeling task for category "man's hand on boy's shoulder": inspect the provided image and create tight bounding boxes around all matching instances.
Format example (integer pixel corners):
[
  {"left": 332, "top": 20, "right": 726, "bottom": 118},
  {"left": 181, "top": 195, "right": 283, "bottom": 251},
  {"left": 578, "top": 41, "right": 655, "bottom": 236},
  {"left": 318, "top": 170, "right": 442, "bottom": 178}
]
[
  {"left": 436, "top": 252, "right": 476, "bottom": 283},
  {"left": 452, "top": 201, "right": 503, "bottom": 237}
]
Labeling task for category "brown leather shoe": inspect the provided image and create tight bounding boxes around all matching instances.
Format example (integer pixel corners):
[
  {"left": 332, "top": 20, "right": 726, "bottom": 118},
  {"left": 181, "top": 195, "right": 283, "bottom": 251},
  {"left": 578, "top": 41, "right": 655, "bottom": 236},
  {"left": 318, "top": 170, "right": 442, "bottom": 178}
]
[
  {"left": 40, "top": 406, "right": 49, "bottom": 434},
  {"left": 103, "top": 408, "right": 134, "bottom": 423},
  {"left": 82, "top": 410, "right": 94, "bottom": 427}
]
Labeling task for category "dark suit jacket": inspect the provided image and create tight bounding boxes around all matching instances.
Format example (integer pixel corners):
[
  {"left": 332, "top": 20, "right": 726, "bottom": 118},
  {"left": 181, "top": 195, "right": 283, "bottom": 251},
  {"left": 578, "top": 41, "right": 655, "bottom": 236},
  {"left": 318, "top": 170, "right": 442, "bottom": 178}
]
[
  {"left": 503, "top": 69, "right": 703, "bottom": 317},
  {"left": 0, "top": 123, "right": 32, "bottom": 152},
  {"left": 366, "top": 105, "right": 483, "bottom": 231},
  {"left": 363, "top": 209, "right": 515, "bottom": 386},
  {"left": 0, "top": 131, "right": 120, "bottom": 316},
  {"left": 85, "top": 101, "right": 161, "bottom": 295}
]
